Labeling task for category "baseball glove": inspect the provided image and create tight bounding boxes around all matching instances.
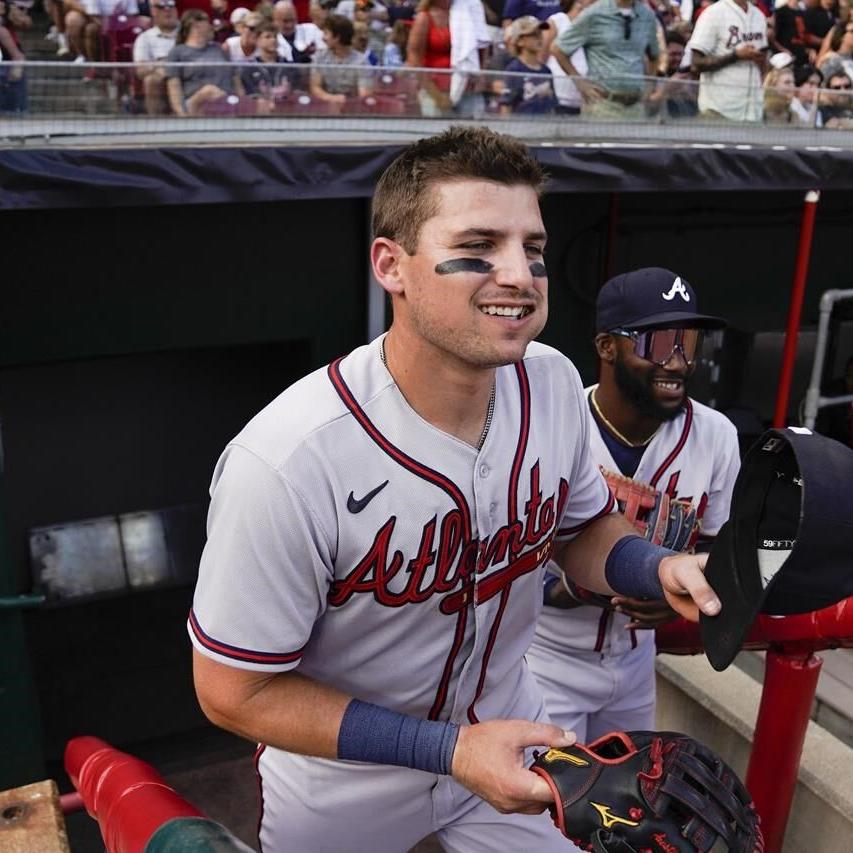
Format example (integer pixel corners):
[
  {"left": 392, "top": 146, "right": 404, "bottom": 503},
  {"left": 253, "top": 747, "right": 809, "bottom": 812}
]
[
  {"left": 531, "top": 730, "right": 763, "bottom": 853},
  {"left": 599, "top": 468, "right": 699, "bottom": 553}
]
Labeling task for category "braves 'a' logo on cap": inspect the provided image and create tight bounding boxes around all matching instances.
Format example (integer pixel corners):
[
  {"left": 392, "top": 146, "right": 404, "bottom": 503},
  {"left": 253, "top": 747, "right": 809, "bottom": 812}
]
[{"left": 661, "top": 277, "right": 690, "bottom": 302}]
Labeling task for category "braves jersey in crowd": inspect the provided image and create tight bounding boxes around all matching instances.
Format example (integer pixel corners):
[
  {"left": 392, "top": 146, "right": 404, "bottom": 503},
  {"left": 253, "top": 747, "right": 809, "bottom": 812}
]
[
  {"left": 189, "top": 337, "right": 615, "bottom": 730},
  {"left": 530, "top": 388, "right": 740, "bottom": 659},
  {"left": 688, "top": 0, "right": 768, "bottom": 122}
]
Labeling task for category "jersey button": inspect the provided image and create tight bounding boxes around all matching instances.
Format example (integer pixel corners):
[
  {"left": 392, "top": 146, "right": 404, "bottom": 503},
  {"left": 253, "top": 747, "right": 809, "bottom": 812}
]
[{"left": 479, "top": 464, "right": 490, "bottom": 478}]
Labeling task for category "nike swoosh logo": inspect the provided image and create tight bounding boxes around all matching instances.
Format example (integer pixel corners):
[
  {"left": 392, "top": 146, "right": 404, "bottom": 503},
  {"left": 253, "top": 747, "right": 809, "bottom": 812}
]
[{"left": 347, "top": 480, "right": 389, "bottom": 513}]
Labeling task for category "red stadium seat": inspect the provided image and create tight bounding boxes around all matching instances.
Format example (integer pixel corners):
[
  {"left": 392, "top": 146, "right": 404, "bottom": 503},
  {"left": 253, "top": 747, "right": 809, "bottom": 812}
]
[
  {"left": 274, "top": 94, "right": 344, "bottom": 116},
  {"left": 341, "top": 95, "right": 408, "bottom": 116},
  {"left": 201, "top": 95, "right": 262, "bottom": 117}
]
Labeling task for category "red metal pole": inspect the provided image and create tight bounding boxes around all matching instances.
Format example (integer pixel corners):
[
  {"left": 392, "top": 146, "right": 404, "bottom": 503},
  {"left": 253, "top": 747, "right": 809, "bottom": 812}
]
[
  {"left": 745, "top": 650, "right": 822, "bottom": 853},
  {"left": 773, "top": 190, "right": 820, "bottom": 428}
]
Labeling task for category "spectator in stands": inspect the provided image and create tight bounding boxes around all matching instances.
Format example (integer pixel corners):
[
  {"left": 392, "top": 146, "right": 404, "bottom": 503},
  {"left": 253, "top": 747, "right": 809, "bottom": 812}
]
[
  {"left": 816, "top": 355, "right": 853, "bottom": 446},
  {"left": 44, "top": 0, "right": 70, "bottom": 57},
  {"left": 544, "top": 0, "right": 588, "bottom": 115},
  {"left": 550, "top": 0, "right": 660, "bottom": 119},
  {"left": 62, "top": 0, "right": 136, "bottom": 62},
  {"left": 774, "top": 0, "right": 812, "bottom": 65},
  {"left": 499, "top": 15, "right": 557, "bottom": 113},
  {"left": 242, "top": 19, "right": 294, "bottom": 98},
  {"left": 763, "top": 64, "right": 804, "bottom": 122},
  {"left": 352, "top": 20, "right": 379, "bottom": 62},
  {"left": 647, "top": 30, "right": 699, "bottom": 118},
  {"left": 210, "top": 0, "right": 232, "bottom": 42},
  {"left": 818, "top": 19, "right": 853, "bottom": 83},
  {"left": 791, "top": 61, "right": 823, "bottom": 124},
  {"left": 805, "top": 0, "right": 839, "bottom": 50},
  {"left": 224, "top": 10, "right": 261, "bottom": 60},
  {"left": 166, "top": 8, "right": 240, "bottom": 115},
  {"left": 133, "top": 0, "right": 178, "bottom": 114},
  {"left": 687, "top": 0, "right": 768, "bottom": 122},
  {"left": 819, "top": 68, "right": 853, "bottom": 123},
  {"left": 502, "top": 0, "right": 560, "bottom": 28},
  {"left": 382, "top": 18, "right": 409, "bottom": 65},
  {"left": 274, "top": 0, "right": 323, "bottom": 61},
  {"left": 309, "top": 12, "right": 373, "bottom": 102},
  {"left": 0, "top": 0, "right": 26, "bottom": 113}
]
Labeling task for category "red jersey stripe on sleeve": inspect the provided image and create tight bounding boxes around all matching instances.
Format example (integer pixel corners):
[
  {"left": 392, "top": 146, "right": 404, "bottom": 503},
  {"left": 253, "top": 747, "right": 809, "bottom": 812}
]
[{"left": 188, "top": 609, "right": 305, "bottom": 666}]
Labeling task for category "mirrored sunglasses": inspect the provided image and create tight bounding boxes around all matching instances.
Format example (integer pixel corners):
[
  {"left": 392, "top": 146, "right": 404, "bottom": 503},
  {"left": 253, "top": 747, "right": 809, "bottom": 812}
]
[{"left": 610, "top": 327, "right": 703, "bottom": 369}]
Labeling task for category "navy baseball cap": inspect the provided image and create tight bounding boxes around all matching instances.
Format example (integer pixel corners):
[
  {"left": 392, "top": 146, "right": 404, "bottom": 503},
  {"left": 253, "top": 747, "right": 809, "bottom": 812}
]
[
  {"left": 596, "top": 267, "right": 726, "bottom": 331},
  {"left": 700, "top": 427, "right": 853, "bottom": 671}
]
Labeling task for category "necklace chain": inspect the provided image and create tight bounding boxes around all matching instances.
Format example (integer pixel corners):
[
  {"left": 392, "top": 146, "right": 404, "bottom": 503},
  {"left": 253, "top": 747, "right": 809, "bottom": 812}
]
[
  {"left": 380, "top": 337, "right": 495, "bottom": 451},
  {"left": 590, "top": 389, "right": 660, "bottom": 448}
]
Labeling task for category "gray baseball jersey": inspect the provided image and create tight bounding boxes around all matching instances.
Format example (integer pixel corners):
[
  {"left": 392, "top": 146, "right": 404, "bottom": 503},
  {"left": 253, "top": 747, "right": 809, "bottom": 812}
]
[
  {"left": 527, "top": 389, "right": 740, "bottom": 739},
  {"left": 188, "top": 337, "right": 615, "bottom": 850}
]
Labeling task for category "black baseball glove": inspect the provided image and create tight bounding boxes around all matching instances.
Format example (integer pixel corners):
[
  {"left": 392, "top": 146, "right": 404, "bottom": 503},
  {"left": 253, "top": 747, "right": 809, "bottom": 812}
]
[{"left": 531, "top": 731, "right": 763, "bottom": 852}]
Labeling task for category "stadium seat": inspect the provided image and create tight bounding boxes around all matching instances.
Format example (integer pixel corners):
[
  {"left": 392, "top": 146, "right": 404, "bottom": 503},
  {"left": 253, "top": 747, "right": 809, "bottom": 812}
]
[
  {"left": 201, "top": 95, "right": 263, "bottom": 117},
  {"left": 274, "top": 94, "right": 344, "bottom": 116},
  {"left": 341, "top": 95, "right": 408, "bottom": 117}
]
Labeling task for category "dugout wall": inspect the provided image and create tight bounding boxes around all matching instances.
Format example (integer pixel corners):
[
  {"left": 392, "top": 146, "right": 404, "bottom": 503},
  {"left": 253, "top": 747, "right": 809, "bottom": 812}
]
[{"left": 2, "top": 144, "right": 853, "bottom": 789}]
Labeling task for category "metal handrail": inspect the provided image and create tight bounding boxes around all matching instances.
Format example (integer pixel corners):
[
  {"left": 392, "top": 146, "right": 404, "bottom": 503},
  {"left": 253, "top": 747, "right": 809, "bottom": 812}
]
[{"left": 803, "top": 288, "right": 853, "bottom": 428}]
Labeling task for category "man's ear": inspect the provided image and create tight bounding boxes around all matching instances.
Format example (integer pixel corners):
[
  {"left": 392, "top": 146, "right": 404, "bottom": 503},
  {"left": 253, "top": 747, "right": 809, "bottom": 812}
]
[
  {"left": 371, "top": 237, "right": 407, "bottom": 296},
  {"left": 595, "top": 333, "right": 616, "bottom": 363}
]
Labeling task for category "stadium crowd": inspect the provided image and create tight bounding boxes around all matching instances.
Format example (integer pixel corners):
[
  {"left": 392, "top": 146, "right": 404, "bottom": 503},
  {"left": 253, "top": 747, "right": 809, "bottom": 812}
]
[{"left": 2, "top": 0, "right": 853, "bottom": 124}]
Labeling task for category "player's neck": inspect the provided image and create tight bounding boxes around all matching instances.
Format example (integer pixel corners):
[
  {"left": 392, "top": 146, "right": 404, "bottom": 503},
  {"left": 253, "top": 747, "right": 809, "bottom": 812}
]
[
  {"left": 592, "top": 381, "right": 662, "bottom": 447},
  {"left": 382, "top": 330, "right": 496, "bottom": 450}
]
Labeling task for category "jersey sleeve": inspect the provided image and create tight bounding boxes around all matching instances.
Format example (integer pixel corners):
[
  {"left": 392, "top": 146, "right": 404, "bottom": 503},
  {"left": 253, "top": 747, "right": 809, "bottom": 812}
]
[
  {"left": 687, "top": 8, "right": 718, "bottom": 56},
  {"left": 555, "top": 370, "right": 616, "bottom": 540},
  {"left": 188, "top": 444, "right": 335, "bottom": 672},
  {"left": 697, "top": 420, "right": 740, "bottom": 538}
]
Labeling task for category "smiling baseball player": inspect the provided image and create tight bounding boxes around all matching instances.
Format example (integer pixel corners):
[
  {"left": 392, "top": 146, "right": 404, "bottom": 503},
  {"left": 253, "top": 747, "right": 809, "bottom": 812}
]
[
  {"left": 527, "top": 268, "right": 741, "bottom": 741},
  {"left": 188, "top": 131, "right": 722, "bottom": 853}
]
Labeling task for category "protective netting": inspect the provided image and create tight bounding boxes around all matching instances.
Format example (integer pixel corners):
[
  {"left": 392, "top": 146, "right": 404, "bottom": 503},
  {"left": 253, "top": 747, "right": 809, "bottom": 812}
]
[{"left": 2, "top": 61, "right": 852, "bottom": 149}]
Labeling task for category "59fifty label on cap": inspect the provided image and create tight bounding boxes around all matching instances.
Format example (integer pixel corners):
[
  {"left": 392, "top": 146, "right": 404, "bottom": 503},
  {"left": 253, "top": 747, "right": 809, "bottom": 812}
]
[
  {"left": 787, "top": 427, "right": 812, "bottom": 435},
  {"left": 757, "top": 543, "right": 794, "bottom": 588}
]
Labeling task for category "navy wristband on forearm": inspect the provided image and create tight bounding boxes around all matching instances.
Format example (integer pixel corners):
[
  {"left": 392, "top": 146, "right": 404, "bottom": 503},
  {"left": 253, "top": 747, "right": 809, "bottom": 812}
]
[
  {"left": 604, "top": 534, "right": 672, "bottom": 600},
  {"left": 337, "top": 699, "right": 460, "bottom": 775}
]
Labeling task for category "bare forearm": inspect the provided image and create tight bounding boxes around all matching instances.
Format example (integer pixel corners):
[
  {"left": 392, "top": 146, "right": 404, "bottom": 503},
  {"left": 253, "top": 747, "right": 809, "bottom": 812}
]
[
  {"left": 550, "top": 44, "right": 579, "bottom": 77},
  {"left": 556, "top": 513, "right": 636, "bottom": 594},
  {"left": 193, "top": 649, "right": 351, "bottom": 758}
]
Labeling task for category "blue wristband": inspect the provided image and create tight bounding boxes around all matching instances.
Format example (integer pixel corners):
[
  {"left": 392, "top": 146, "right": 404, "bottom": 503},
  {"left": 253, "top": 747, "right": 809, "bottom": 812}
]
[
  {"left": 604, "top": 534, "right": 672, "bottom": 600},
  {"left": 337, "top": 699, "right": 460, "bottom": 775}
]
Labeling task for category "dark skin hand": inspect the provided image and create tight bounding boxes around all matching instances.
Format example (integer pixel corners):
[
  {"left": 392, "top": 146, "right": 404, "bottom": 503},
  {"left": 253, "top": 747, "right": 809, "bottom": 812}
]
[{"left": 611, "top": 595, "right": 678, "bottom": 629}]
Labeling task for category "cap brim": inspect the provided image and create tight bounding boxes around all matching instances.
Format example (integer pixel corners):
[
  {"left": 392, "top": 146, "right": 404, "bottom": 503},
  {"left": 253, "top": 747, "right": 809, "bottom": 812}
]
[
  {"left": 699, "top": 521, "right": 764, "bottom": 671},
  {"left": 627, "top": 311, "right": 727, "bottom": 331}
]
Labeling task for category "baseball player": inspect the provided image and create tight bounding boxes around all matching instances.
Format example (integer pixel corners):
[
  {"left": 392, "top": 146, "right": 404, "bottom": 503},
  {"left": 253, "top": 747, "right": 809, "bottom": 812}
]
[
  {"left": 188, "top": 129, "right": 723, "bottom": 853},
  {"left": 527, "top": 268, "right": 740, "bottom": 741}
]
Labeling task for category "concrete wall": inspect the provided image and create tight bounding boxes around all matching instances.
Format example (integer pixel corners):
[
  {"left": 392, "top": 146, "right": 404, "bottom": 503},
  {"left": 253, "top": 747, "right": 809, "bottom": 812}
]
[{"left": 656, "top": 654, "right": 853, "bottom": 853}]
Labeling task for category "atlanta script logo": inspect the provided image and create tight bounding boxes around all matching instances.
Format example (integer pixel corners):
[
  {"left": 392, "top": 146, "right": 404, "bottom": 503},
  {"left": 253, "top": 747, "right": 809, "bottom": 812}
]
[{"left": 329, "top": 462, "right": 568, "bottom": 611}]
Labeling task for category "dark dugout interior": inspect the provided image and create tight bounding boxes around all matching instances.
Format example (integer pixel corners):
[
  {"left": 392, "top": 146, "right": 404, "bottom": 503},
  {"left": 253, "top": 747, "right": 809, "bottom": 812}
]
[{"left": 2, "top": 186, "right": 852, "bottom": 771}]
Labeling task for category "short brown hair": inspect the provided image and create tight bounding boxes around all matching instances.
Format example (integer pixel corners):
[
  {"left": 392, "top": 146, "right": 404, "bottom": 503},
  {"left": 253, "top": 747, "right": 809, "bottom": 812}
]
[
  {"left": 323, "top": 13, "right": 354, "bottom": 45},
  {"left": 372, "top": 126, "right": 546, "bottom": 254}
]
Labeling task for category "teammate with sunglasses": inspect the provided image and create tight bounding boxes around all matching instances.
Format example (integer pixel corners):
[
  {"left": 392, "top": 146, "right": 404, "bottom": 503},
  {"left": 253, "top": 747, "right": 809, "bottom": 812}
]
[{"left": 527, "top": 267, "right": 741, "bottom": 741}]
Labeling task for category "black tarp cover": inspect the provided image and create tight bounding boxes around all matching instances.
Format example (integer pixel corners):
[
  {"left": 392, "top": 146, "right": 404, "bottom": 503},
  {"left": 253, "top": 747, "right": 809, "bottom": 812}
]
[{"left": 2, "top": 143, "right": 853, "bottom": 209}]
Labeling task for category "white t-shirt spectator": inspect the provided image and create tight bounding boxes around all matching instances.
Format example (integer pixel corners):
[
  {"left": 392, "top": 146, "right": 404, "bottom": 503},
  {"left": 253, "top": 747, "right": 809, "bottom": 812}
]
[
  {"left": 224, "top": 34, "right": 257, "bottom": 62},
  {"left": 132, "top": 25, "right": 177, "bottom": 62},
  {"left": 277, "top": 22, "right": 324, "bottom": 61},
  {"left": 82, "top": 0, "right": 139, "bottom": 15},
  {"left": 547, "top": 11, "right": 587, "bottom": 110},
  {"left": 687, "top": 0, "right": 767, "bottom": 121}
]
